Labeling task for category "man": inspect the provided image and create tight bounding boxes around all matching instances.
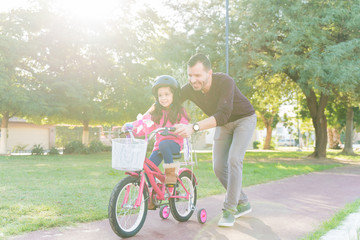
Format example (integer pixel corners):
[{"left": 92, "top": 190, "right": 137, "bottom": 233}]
[{"left": 175, "top": 53, "right": 257, "bottom": 227}]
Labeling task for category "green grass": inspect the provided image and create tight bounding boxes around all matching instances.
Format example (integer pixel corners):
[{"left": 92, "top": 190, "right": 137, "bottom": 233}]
[
  {"left": 301, "top": 199, "right": 360, "bottom": 240},
  {"left": 195, "top": 150, "right": 311, "bottom": 162},
  {"left": 327, "top": 150, "right": 360, "bottom": 162},
  {"left": 0, "top": 152, "right": 341, "bottom": 238},
  {"left": 0, "top": 153, "right": 123, "bottom": 238}
]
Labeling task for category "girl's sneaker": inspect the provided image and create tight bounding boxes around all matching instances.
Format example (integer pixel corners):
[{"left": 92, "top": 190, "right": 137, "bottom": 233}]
[
  {"left": 234, "top": 202, "right": 252, "bottom": 218},
  {"left": 218, "top": 209, "right": 235, "bottom": 227}
]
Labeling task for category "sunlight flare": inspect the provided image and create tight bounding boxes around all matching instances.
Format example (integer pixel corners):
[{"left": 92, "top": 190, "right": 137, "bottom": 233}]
[{"left": 53, "top": 0, "right": 120, "bottom": 20}]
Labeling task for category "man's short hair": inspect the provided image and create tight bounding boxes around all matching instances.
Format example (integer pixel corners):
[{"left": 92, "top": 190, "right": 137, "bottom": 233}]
[{"left": 187, "top": 53, "right": 211, "bottom": 71}]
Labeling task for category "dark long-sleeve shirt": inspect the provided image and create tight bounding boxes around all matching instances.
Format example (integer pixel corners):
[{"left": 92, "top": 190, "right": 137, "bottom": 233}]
[{"left": 180, "top": 72, "right": 255, "bottom": 126}]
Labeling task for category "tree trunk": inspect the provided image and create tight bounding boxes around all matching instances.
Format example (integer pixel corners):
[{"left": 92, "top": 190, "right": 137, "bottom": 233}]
[
  {"left": 259, "top": 113, "right": 273, "bottom": 150},
  {"left": 327, "top": 128, "right": 334, "bottom": 148},
  {"left": 0, "top": 112, "right": 9, "bottom": 155},
  {"left": 333, "top": 129, "right": 341, "bottom": 148},
  {"left": 328, "top": 128, "right": 341, "bottom": 149},
  {"left": 305, "top": 90, "right": 328, "bottom": 158},
  {"left": 263, "top": 125, "right": 273, "bottom": 150},
  {"left": 342, "top": 107, "right": 355, "bottom": 155},
  {"left": 82, "top": 121, "right": 89, "bottom": 147}
]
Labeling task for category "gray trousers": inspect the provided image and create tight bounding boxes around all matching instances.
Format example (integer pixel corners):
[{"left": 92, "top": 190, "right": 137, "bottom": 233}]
[{"left": 213, "top": 114, "right": 257, "bottom": 211}]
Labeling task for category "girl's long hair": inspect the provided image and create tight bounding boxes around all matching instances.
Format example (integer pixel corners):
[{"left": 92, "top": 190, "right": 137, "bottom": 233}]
[{"left": 151, "top": 87, "right": 189, "bottom": 126}]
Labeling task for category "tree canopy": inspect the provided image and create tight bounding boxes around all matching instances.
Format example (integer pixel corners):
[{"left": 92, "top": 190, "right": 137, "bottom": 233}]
[{"left": 0, "top": 0, "right": 359, "bottom": 156}]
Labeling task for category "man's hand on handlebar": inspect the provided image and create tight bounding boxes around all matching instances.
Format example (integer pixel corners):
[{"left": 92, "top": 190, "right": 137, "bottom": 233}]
[{"left": 174, "top": 124, "right": 194, "bottom": 138}]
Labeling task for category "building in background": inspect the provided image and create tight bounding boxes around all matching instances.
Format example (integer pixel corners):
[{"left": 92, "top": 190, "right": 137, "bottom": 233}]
[{"left": 5, "top": 117, "right": 56, "bottom": 153}]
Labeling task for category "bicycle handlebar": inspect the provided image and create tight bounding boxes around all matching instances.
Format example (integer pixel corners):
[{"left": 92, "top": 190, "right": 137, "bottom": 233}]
[{"left": 120, "top": 127, "right": 177, "bottom": 140}]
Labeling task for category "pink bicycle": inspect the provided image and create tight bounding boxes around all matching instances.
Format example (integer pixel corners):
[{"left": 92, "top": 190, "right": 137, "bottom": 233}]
[{"left": 108, "top": 127, "right": 207, "bottom": 238}]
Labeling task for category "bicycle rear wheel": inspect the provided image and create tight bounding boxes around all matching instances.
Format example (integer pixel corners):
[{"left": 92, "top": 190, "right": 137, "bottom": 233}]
[
  {"left": 108, "top": 176, "right": 148, "bottom": 238},
  {"left": 169, "top": 171, "right": 197, "bottom": 222}
]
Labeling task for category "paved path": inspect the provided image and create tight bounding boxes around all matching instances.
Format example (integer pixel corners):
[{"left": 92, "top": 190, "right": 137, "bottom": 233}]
[{"left": 10, "top": 165, "right": 360, "bottom": 240}]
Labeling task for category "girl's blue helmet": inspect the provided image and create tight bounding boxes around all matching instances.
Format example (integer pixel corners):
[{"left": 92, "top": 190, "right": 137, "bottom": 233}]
[{"left": 152, "top": 75, "right": 180, "bottom": 97}]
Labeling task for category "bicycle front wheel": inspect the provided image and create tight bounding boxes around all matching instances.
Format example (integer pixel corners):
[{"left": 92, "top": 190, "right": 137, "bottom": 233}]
[
  {"left": 169, "top": 171, "right": 197, "bottom": 222},
  {"left": 108, "top": 176, "right": 148, "bottom": 238}
]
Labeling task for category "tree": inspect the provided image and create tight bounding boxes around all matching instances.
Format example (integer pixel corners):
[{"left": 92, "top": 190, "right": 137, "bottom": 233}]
[
  {"left": 161, "top": 0, "right": 311, "bottom": 151},
  {"left": 164, "top": 0, "right": 232, "bottom": 73},
  {"left": 32, "top": 1, "right": 162, "bottom": 145},
  {"left": 325, "top": 39, "right": 360, "bottom": 155},
  {"left": 0, "top": 8, "right": 52, "bottom": 154},
  {"left": 319, "top": 1, "right": 360, "bottom": 155},
  {"left": 1, "top": 0, "right": 176, "bottom": 148},
  {"left": 326, "top": 95, "right": 360, "bottom": 155},
  {"left": 250, "top": 74, "right": 294, "bottom": 149},
  {"left": 233, "top": 0, "right": 360, "bottom": 158}
]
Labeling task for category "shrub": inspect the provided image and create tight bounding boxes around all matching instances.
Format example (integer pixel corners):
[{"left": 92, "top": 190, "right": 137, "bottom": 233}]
[
  {"left": 55, "top": 126, "right": 101, "bottom": 149},
  {"left": 64, "top": 141, "right": 88, "bottom": 154},
  {"left": 253, "top": 141, "right": 260, "bottom": 149},
  {"left": 81, "top": 147, "right": 90, "bottom": 154},
  {"left": 48, "top": 147, "right": 60, "bottom": 155},
  {"left": 89, "top": 140, "right": 104, "bottom": 153},
  {"left": 12, "top": 145, "right": 28, "bottom": 153},
  {"left": 103, "top": 145, "right": 112, "bottom": 152},
  {"left": 31, "top": 144, "right": 44, "bottom": 155}
]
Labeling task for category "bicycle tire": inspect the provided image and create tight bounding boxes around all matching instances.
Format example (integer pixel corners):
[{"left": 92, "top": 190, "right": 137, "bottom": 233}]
[
  {"left": 159, "top": 205, "right": 170, "bottom": 219},
  {"left": 108, "top": 176, "right": 148, "bottom": 238},
  {"left": 169, "top": 171, "right": 197, "bottom": 222}
]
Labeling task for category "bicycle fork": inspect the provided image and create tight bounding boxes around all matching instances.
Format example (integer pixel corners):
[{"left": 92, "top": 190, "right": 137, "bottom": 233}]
[{"left": 121, "top": 173, "right": 146, "bottom": 209}]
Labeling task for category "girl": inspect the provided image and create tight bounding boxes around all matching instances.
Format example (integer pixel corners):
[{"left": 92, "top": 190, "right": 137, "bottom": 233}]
[{"left": 123, "top": 75, "right": 189, "bottom": 185}]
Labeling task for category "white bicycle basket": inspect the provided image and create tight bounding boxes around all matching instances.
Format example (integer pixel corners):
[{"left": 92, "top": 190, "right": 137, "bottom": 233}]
[{"left": 112, "top": 138, "right": 148, "bottom": 171}]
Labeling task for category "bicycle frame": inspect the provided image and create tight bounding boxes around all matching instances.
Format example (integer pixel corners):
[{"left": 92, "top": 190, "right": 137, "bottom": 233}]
[
  {"left": 119, "top": 127, "right": 198, "bottom": 209},
  {"left": 123, "top": 157, "right": 197, "bottom": 208}
]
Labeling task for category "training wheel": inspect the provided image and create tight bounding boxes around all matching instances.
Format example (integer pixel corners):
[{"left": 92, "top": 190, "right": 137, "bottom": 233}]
[
  {"left": 197, "top": 208, "right": 207, "bottom": 224},
  {"left": 159, "top": 205, "right": 170, "bottom": 219}
]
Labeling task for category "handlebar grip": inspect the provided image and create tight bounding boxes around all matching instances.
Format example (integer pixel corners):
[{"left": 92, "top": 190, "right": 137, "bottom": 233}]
[{"left": 124, "top": 122, "right": 134, "bottom": 130}]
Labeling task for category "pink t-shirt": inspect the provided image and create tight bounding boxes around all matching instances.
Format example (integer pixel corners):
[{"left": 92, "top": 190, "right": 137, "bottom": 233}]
[{"left": 132, "top": 109, "right": 189, "bottom": 151}]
